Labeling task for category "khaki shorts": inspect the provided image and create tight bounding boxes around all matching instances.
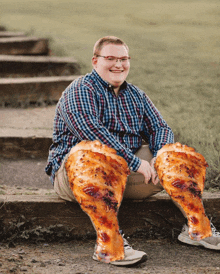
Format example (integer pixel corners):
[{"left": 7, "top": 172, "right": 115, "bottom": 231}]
[{"left": 54, "top": 145, "right": 163, "bottom": 201}]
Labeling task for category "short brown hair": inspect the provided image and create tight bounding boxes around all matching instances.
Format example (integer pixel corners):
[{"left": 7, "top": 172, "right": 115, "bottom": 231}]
[{"left": 93, "top": 36, "right": 129, "bottom": 56}]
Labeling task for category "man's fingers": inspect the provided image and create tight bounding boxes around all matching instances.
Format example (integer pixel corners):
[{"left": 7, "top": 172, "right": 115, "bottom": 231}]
[
  {"left": 145, "top": 173, "right": 151, "bottom": 184},
  {"left": 144, "top": 166, "right": 154, "bottom": 184},
  {"left": 152, "top": 175, "right": 159, "bottom": 185},
  {"left": 151, "top": 167, "right": 159, "bottom": 185},
  {"left": 137, "top": 159, "right": 158, "bottom": 185}
]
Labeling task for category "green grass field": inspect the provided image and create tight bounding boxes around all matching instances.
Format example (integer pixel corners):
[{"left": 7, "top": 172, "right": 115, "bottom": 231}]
[{"left": 1, "top": 0, "right": 220, "bottom": 187}]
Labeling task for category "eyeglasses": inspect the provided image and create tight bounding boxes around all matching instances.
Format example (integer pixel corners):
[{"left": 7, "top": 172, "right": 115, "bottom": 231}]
[{"left": 96, "top": 55, "right": 131, "bottom": 63}]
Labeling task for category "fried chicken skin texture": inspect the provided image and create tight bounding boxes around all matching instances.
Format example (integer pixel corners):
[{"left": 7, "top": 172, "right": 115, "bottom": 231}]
[
  {"left": 65, "top": 140, "right": 130, "bottom": 263},
  {"left": 155, "top": 142, "right": 212, "bottom": 240}
]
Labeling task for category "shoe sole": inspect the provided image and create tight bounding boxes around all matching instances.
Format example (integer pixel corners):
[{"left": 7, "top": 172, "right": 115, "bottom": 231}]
[
  {"left": 93, "top": 254, "right": 147, "bottom": 266},
  {"left": 178, "top": 233, "right": 220, "bottom": 250}
]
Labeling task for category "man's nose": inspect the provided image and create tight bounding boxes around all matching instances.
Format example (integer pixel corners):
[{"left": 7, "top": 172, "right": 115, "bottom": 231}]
[{"left": 114, "top": 59, "right": 123, "bottom": 66}]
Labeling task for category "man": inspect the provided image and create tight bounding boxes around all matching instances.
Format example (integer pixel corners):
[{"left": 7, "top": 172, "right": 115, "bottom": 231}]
[{"left": 45, "top": 36, "right": 220, "bottom": 266}]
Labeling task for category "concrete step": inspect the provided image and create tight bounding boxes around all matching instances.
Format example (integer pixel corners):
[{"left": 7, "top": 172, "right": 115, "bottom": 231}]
[
  {"left": 0, "top": 36, "right": 49, "bottom": 55},
  {"left": 0, "top": 55, "right": 80, "bottom": 77},
  {"left": 0, "top": 105, "right": 54, "bottom": 159},
  {"left": 0, "top": 191, "right": 219, "bottom": 241},
  {"left": 0, "top": 158, "right": 53, "bottom": 190},
  {"left": 0, "top": 31, "right": 26, "bottom": 38},
  {"left": 0, "top": 105, "right": 55, "bottom": 137},
  {"left": 0, "top": 75, "right": 80, "bottom": 107},
  {"left": 0, "top": 136, "right": 52, "bottom": 159},
  {"left": 0, "top": 156, "right": 219, "bottom": 241}
]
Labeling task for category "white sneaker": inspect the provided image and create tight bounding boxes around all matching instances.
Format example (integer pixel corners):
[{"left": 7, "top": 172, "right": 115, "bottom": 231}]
[
  {"left": 178, "top": 223, "right": 220, "bottom": 250},
  {"left": 93, "top": 235, "right": 147, "bottom": 266}
]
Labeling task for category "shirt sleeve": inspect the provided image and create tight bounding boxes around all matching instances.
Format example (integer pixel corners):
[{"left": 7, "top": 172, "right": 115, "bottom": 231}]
[
  {"left": 141, "top": 93, "right": 174, "bottom": 157},
  {"left": 58, "top": 81, "right": 141, "bottom": 172}
]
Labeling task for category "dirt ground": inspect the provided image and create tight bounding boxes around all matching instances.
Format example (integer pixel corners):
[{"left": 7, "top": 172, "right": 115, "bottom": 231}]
[{"left": 0, "top": 238, "right": 220, "bottom": 274}]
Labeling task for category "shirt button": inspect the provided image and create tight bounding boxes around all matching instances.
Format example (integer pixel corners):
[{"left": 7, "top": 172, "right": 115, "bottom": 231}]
[{"left": 130, "top": 167, "right": 133, "bottom": 171}]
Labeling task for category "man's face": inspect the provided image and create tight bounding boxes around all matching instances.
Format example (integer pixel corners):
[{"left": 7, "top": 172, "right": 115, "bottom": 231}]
[{"left": 92, "top": 44, "right": 130, "bottom": 89}]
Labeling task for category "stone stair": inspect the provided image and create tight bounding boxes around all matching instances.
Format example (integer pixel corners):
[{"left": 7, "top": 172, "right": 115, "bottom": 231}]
[
  {"left": 0, "top": 55, "right": 80, "bottom": 77},
  {"left": 0, "top": 36, "right": 49, "bottom": 55},
  {"left": 0, "top": 31, "right": 26, "bottom": 38},
  {"left": 0, "top": 26, "right": 81, "bottom": 155},
  {"left": 0, "top": 75, "right": 79, "bottom": 107},
  {"left": 0, "top": 29, "right": 81, "bottom": 107},
  {"left": 0, "top": 54, "right": 80, "bottom": 106}
]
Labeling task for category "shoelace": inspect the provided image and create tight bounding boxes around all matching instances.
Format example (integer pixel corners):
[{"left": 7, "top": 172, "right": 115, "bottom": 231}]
[
  {"left": 122, "top": 234, "right": 132, "bottom": 250},
  {"left": 211, "top": 222, "right": 220, "bottom": 237}
]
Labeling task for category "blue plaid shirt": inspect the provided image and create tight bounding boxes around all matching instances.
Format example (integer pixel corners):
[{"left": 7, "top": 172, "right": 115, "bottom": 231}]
[{"left": 45, "top": 69, "right": 174, "bottom": 183}]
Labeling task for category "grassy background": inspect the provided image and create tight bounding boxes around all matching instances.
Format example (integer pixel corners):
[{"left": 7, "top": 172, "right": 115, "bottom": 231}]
[{"left": 1, "top": 0, "right": 220, "bottom": 188}]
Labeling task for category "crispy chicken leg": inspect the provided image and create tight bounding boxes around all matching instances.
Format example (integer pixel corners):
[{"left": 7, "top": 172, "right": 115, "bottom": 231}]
[
  {"left": 155, "top": 142, "right": 212, "bottom": 240},
  {"left": 65, "top": 140, "right": 130, "bottom": 263}
]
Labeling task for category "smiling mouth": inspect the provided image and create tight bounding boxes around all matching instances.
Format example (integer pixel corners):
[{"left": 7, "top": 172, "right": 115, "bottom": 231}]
[{"left": 110, "top": 70, "right": 124, "bottom": 73}]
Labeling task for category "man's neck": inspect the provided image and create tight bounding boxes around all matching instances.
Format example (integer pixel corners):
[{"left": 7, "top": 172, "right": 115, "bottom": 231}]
[{"left": 113, "top": 86, "right": 120, "bottom": 96}]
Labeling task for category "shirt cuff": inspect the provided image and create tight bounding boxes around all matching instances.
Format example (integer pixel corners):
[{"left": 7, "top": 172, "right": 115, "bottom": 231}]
[{"left": 128, "top": 155, "right": 141, "bottom": 172}]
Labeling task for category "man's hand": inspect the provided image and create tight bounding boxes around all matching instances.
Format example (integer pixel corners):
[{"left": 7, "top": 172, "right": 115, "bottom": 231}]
[
  {"left": 137, "top": 158, "right": 159, "bottom": 185},
  {"left": 150, "top": 157, "right": 160, "bottom": 185},
  {"left": 137, "top": 160, "right": 153, "bottom": 184}
]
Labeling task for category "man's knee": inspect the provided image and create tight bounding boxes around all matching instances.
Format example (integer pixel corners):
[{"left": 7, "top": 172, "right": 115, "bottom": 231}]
[{"left": 124, "top": 171, "right": 163, "bottom": 200}]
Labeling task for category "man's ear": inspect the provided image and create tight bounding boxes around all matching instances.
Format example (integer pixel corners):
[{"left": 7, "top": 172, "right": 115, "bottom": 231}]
[{"left": 92, "top": 56, "right": 97, "bottom": 68}]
